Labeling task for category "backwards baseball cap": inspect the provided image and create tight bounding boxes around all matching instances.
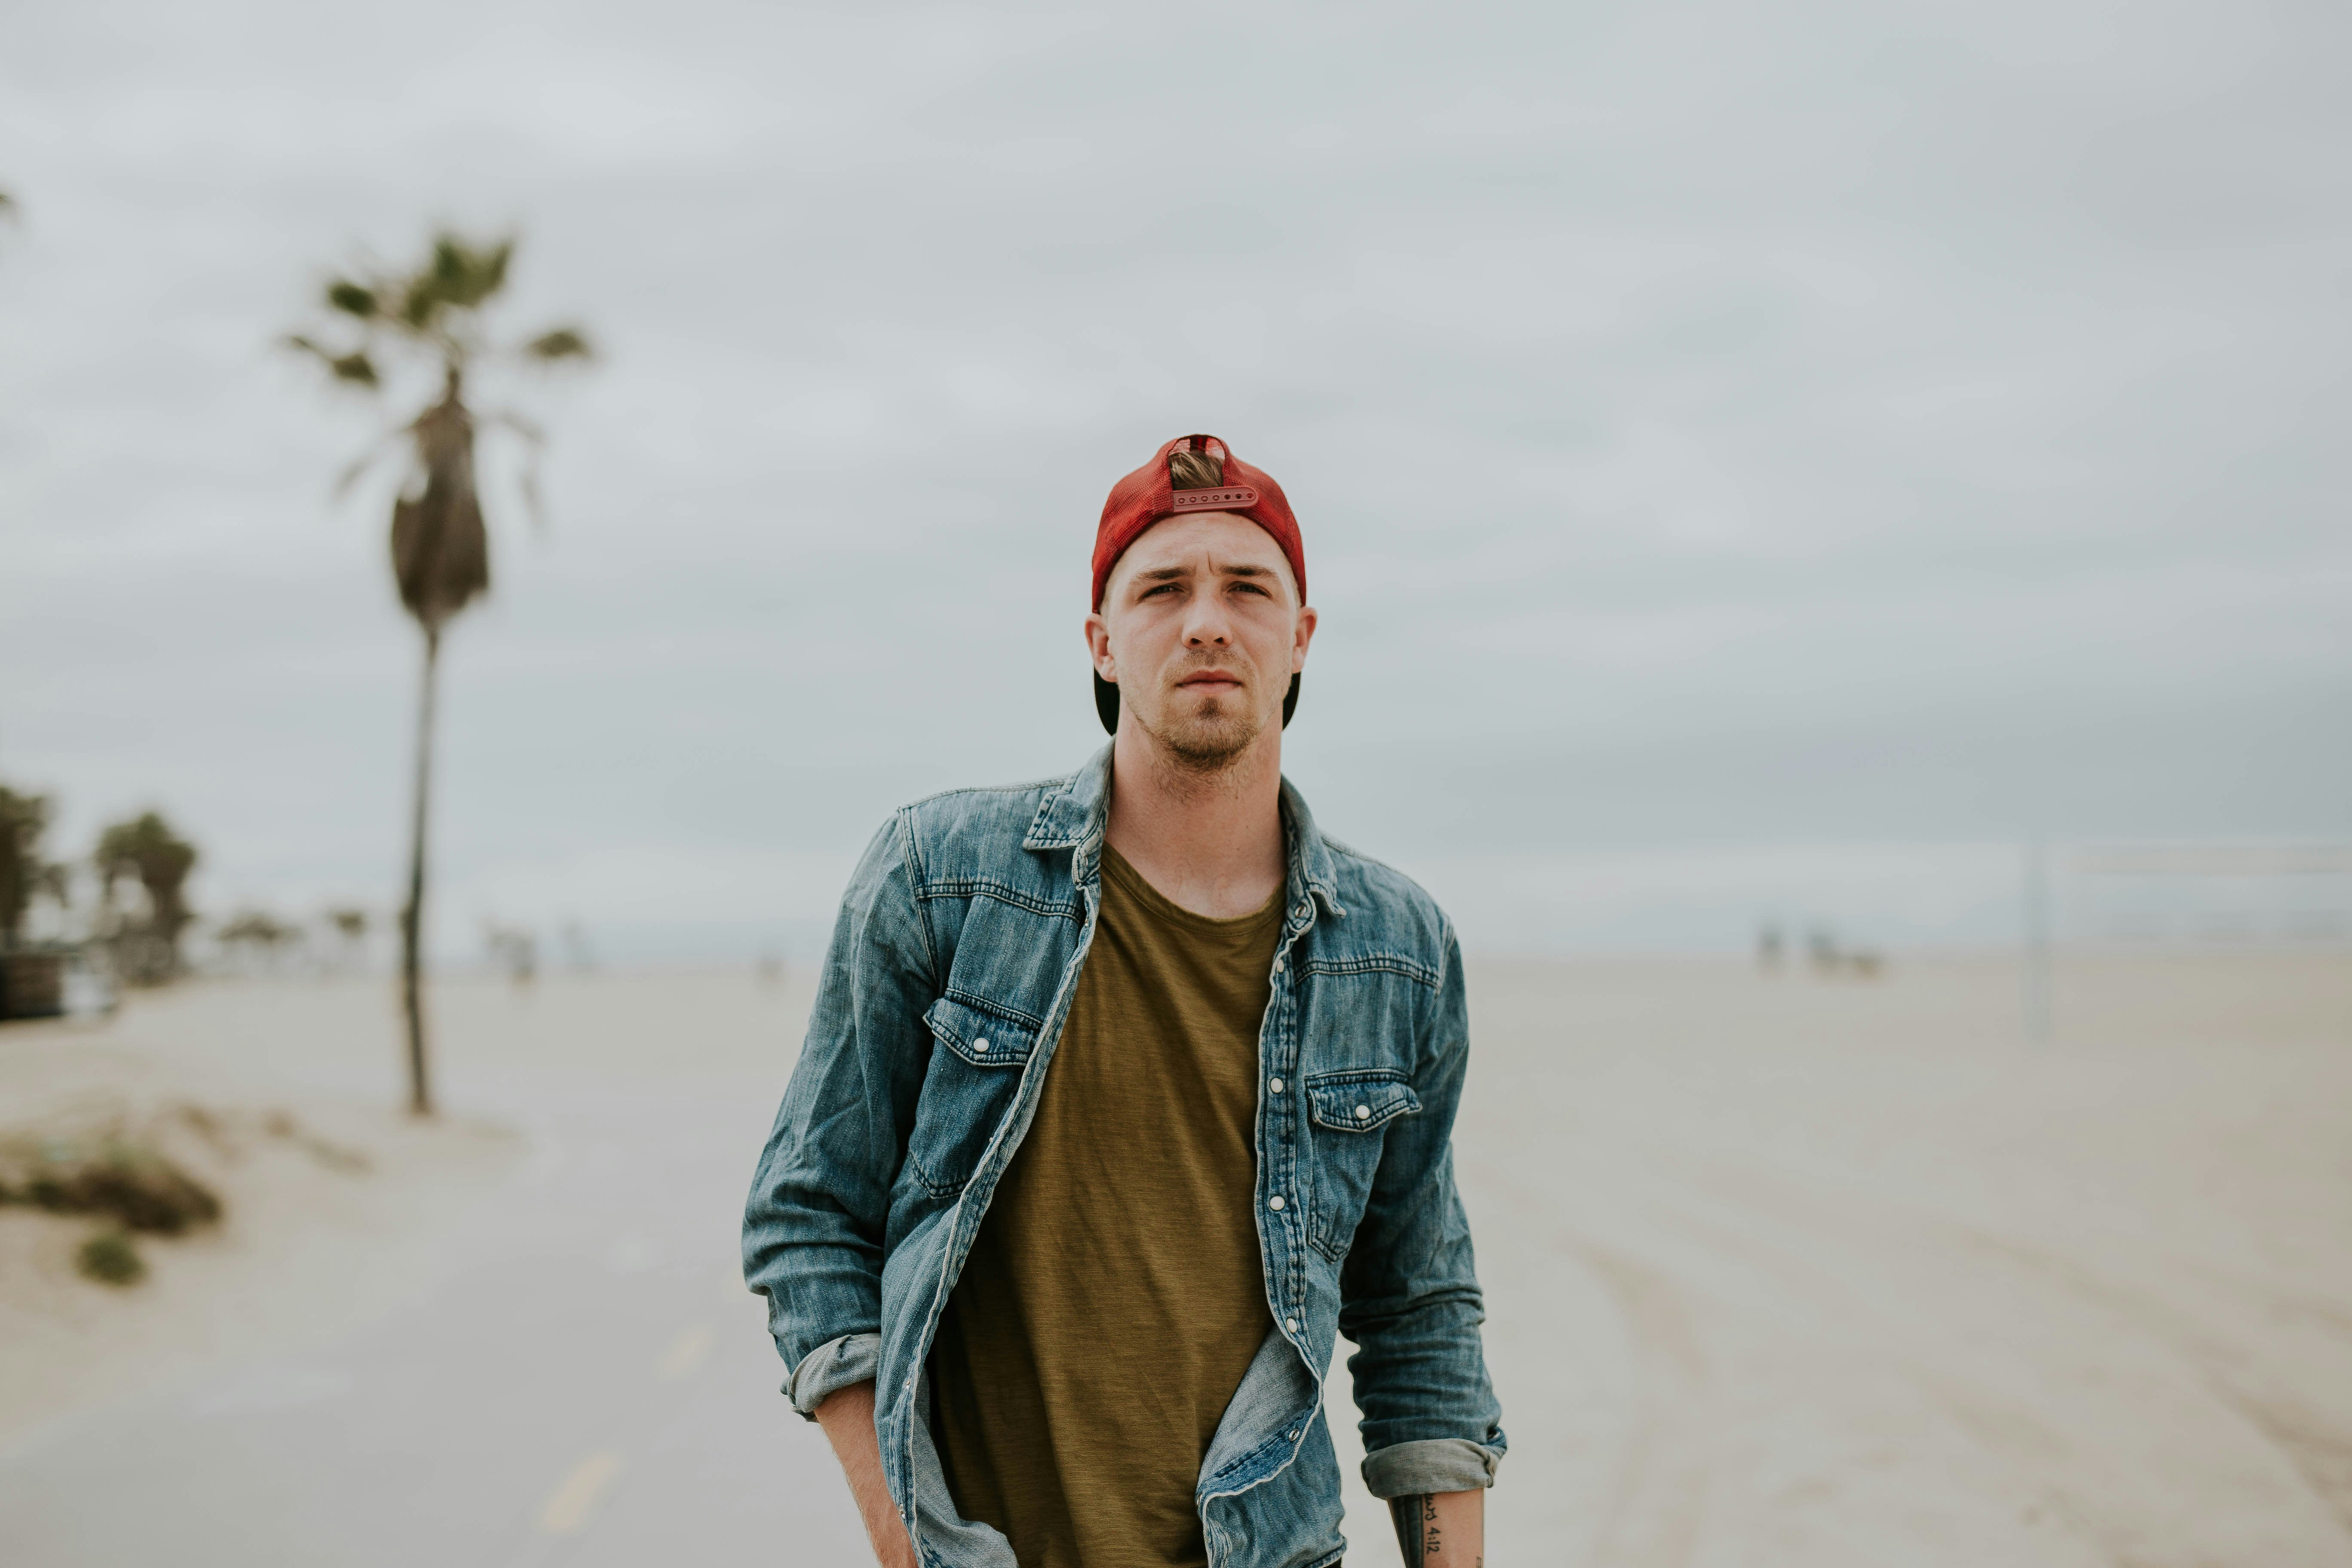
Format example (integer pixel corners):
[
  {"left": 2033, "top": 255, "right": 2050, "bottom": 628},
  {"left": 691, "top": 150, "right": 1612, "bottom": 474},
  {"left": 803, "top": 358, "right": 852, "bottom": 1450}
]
[{"left": 1090, "top": 434, "right": 1308, "bottom": 735}]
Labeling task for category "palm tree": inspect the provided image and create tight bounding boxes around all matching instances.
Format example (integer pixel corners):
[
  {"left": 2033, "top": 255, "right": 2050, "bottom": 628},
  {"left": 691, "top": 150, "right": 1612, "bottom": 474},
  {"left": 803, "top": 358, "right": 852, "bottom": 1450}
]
[
  {"left": 1, "top": 786, "right": 58, "bottom": 950},
  {"left": 286, "top": 230, "right": 592, "bottom": 1115},
  {"left": 95, "top": 812, "right": 199, "bottom": 981},
  {"left": 218, "top": 909, "right": 304, "bottom": 972}
]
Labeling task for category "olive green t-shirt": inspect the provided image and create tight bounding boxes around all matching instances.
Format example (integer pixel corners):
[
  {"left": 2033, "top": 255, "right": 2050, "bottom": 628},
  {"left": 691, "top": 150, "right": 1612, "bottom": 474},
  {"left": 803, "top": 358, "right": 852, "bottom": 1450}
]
[{"left": 930, "top": 845, "right": 1282, "bottom": 1568}]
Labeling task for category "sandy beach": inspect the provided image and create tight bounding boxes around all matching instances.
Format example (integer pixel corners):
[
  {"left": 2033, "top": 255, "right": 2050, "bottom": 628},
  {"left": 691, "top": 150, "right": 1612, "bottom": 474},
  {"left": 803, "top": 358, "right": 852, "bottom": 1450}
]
[
  {"left": 1, "top": 949, "right": 2348, "bottom": 1565},
  {"left": 1442, "top": 951, "right": 2352, "bottom": 1566},
  {"left": 0, "top": 984, "right": 526, "bottom": 1450}
]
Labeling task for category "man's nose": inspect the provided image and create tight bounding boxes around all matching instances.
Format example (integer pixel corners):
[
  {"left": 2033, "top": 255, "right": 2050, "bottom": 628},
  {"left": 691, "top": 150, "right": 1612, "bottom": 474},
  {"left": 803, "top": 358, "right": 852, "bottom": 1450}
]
[{"left": 1182, "top": 597, "right": 1233, "bottom": 646}]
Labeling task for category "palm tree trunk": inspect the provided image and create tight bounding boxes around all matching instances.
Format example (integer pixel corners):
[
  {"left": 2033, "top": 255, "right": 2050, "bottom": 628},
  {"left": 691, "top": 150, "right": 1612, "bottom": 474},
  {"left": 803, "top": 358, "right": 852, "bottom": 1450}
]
[{"left": 399, "top": 625, "right": 441, "bottom": 1116}]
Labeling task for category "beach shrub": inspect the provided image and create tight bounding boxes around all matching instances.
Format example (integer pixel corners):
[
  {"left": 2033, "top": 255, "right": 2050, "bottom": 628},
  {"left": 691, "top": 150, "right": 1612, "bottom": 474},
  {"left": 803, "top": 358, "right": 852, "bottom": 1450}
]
[
  {"left": 0, "top": 1139, "right": 222, "bottom": 1234},
  {"left": 1, "top": 1101, "right": 367, "bottom": 1290},
  {"left": 77, "top": 1228, "right": 146, "bottom": 1285}
]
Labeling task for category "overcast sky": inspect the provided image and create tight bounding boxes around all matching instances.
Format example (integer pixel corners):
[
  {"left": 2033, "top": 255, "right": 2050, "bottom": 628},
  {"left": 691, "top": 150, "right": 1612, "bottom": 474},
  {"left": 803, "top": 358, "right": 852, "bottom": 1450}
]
[{"left": 3, "top": 0, "right": 2348, "bottom": 959}]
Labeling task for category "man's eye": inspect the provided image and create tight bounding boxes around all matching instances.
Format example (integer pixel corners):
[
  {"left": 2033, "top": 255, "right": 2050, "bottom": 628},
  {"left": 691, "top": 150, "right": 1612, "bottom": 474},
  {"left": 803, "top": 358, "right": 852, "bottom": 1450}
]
[{"left": 1142, "top": 583, "right": 1179, "bottom": 598}]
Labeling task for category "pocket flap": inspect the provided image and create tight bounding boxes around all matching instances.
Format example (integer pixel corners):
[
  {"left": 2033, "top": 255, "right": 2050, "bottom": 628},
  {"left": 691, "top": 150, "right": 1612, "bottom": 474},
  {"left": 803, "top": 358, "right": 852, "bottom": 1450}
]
[
  {"left": 923, "top": 996, "right": 1036, "bottom": 1068},
  {"left": 1305, "top": 1069, "right": 1420, "bottom": 1132}
]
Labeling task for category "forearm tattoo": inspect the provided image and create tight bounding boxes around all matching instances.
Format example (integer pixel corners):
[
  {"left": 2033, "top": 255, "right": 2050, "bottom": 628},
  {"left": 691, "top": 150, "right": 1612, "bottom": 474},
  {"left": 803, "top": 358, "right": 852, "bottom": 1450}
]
[{"left": 1389, "top": 1493, "right": 1439, "bottom": 1567}]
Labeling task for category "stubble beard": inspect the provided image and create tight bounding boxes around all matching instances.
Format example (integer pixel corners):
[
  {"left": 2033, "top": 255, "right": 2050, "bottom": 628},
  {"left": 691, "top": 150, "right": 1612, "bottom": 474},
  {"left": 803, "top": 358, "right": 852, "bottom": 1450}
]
[{"left": 1141, "top": 676, "right": 1266, "bottom": 782}]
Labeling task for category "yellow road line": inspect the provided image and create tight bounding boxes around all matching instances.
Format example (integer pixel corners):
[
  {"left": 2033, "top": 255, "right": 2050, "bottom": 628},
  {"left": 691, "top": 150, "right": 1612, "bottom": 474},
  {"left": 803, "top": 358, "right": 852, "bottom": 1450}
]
[
  {"left": 538, "top": 1450, "right": 623, "bottom": 1536},
  {"left": 659, "top": 1323, "right": 713, "bottom": 1381}
]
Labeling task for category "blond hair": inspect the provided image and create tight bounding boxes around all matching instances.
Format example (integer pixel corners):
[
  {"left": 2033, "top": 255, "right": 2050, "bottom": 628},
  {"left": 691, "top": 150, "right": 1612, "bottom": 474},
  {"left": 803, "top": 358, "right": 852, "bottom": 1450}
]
[{"left": 1167, "top": 447, "right": 1224, "bottom": 490}]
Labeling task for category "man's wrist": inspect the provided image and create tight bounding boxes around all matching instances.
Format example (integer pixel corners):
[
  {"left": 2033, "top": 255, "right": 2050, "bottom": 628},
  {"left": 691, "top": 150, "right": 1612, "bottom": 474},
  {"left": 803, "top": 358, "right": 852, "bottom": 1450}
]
[{"left": 1387, "top": 1489, "right": 1482, "bottom": 1568}]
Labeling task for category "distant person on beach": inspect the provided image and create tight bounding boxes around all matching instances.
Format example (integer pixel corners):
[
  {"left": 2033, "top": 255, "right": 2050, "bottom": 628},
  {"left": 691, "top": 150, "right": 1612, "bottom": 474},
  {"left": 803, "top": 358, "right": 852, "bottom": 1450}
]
[{"left": 744, "top": 435, "right": 1504, "bottom": 1568}]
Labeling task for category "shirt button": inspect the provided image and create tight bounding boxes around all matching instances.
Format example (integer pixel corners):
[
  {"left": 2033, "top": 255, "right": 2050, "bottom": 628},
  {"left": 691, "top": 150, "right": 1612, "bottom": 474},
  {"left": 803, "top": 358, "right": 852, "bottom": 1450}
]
[
  {"left": 1285, "top": 1317, "right": 1299, "bottom": 1332},
  {"left": 973, "top": 1038, "right": 990, "bottom": 1053},
  {"left": 1269, "top": 1078, "right": 1284, "bottom": 1094},
  {"left": 1268, "top": 1195, "right": 1285, "bottom": 1212},
  {"left": 1355, "top": 1104, "right": 1371, "bottom": 1120},
  {"left": 1272, "top": 955, "right": 1285, "bottom": 972}
]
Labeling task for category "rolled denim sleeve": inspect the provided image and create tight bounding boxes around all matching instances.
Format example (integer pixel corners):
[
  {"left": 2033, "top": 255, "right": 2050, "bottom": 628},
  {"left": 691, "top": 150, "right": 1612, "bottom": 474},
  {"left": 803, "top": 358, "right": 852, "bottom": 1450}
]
[
  {"left": 1338, "top": 921, "right": 1507, "bottom": 1494},
  {"left": 783, "top": 1331, "right": 882, "bottom": 1418},
  {"left": 742, "top": 813, "right": 936, "bottom": 1418}
]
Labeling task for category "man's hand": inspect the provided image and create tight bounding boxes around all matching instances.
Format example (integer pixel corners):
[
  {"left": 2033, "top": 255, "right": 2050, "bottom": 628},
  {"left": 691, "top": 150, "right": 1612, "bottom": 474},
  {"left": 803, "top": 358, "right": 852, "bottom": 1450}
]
[
  {"left": 1388, "top": 1489, "right": 1483, "bottom": 1567},
  {"left": 815, "top": 1381, "right": 918, "bottom": 1568}
]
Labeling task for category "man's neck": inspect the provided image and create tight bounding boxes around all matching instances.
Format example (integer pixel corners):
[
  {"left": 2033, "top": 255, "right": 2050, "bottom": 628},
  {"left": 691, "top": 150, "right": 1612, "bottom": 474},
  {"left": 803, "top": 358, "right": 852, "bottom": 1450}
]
[{"left": 1102, "top": 725, "right": 1287, "bottom": 920}]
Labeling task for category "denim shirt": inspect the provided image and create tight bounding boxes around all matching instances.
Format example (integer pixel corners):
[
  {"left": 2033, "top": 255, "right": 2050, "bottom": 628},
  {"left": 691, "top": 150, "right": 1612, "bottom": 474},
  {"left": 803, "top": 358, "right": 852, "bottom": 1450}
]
[{"left": 742, "top": 747, "right": 1505, "bottom": 1568}]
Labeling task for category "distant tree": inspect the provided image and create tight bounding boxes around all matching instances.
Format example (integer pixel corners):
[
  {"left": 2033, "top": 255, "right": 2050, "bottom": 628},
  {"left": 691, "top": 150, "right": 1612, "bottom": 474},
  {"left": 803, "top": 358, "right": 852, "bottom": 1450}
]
[
  {"left": 324, "top": 906, "right": 371, "bottom": 973},
  {"left": 1, "top": 786, "right": 64, "bottom": 949},
  {"left": 95, "top": 812, "right": 199, "bottom": 981},
  {"left": 285, "top": 230, "right": 593, "bottom": 1115},
  {"left": 484, "top": 919, "right": 538, "bottom": 985},
  {"left": 219, "top": 910, "right": 304, "bottom": 971}
]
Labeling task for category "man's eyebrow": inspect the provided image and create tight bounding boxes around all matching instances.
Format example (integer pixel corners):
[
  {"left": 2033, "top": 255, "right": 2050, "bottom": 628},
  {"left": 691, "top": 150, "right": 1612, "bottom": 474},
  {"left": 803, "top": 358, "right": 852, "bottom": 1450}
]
[{"left": 1133, "top": 562, "right": 1276, "bottom": 582}]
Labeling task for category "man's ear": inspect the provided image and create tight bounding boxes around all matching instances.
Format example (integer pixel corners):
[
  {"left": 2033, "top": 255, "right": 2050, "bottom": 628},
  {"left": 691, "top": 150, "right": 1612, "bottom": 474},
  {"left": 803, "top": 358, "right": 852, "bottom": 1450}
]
[{"left": 1083, "top": 609, "right": 1115, "bottom": 676}]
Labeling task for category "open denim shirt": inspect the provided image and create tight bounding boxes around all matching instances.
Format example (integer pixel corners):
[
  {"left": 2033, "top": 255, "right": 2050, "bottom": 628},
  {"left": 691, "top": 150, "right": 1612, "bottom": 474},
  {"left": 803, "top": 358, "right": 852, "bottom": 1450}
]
[{"left": 742, "top": 747, "right": 1504, "bottom": 1568}]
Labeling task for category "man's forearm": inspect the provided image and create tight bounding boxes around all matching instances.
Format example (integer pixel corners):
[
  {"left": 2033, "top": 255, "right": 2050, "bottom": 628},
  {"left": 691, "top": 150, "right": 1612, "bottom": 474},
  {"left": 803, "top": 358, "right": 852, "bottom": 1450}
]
[
  {"left": 1389, "top": 1488, "right": 1483, "bottom": 1567},
  {"left": 814, "top": 1381, "right": 917, "bottom": 1568}
]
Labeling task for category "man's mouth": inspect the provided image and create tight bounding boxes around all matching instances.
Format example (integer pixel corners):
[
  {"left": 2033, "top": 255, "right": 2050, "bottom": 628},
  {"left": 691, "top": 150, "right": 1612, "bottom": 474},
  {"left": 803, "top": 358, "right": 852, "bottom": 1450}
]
[{"left": 1176, "top": 671, "right": 1244, "bottom": 691}]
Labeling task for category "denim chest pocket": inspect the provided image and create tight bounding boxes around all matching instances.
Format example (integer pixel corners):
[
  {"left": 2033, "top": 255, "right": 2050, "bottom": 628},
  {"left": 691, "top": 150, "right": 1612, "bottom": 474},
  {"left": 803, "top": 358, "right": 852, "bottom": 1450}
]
[
  {"left": 905, "top": 995, "right": 1036, "bottom": 1198},
  {"left": 1304, "top": 1068, "right": 1421, "bottom": 1260}
]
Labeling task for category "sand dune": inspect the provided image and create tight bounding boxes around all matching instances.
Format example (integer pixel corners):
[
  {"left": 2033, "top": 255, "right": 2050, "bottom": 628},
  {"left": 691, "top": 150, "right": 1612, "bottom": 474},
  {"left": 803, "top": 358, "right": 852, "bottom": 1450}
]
[{"left": 0, "top": 984, "right": 524, "bottom": 1451}]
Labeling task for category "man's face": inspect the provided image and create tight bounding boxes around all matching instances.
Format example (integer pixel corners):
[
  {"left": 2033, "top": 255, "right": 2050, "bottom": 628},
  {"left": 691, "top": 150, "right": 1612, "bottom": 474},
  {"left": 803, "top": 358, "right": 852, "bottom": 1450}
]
[{"left": 1085, "top": 512, "right": 1317, "bottom": 770}]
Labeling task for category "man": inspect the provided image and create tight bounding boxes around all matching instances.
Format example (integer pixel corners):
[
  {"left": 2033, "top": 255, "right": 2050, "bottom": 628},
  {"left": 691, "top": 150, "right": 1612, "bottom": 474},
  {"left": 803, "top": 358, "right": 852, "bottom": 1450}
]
[{"left": 743, "top": 435, "right": 1504, "bottom": 1568}]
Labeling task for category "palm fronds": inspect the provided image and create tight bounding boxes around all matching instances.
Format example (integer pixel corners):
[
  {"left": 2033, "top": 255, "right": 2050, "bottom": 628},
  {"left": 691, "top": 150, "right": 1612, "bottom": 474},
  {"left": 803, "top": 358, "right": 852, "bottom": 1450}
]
[
  {"left": 326, "top": 279, "right": 378, "bottom": 318},
  {"left": 287, "top": 231, "right": 590, "bottom": 401},
  {"left": 429, "top": 234, "right": 511, "bottom": 310},
  {"left": 521, "top": 326, "right": 592, "bottom": 361},
  {"left": 285, "top": 333, "right": 379, "bottom": 387},
  {"left": 283, "top": 227, "right": 593, "bottom": 579}
]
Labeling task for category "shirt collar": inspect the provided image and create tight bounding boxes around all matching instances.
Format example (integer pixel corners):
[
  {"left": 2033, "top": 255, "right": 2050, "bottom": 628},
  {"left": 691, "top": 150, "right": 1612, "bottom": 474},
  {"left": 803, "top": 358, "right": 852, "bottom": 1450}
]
[{"left": 1024, "top": 744, "right": 1346, "bottom": 920}]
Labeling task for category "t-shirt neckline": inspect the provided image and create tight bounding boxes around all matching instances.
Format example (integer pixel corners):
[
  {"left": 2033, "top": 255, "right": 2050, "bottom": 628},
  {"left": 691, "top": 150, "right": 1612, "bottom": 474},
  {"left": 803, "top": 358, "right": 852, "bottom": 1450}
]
[{"left": 1100, "top": 843, "right": 1284, "bottom": 937}]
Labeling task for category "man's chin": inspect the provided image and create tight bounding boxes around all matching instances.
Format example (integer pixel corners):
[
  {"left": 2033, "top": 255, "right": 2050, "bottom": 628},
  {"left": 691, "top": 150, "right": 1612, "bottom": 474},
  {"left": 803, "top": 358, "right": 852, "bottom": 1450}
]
[{"left": 1142, "top": 701, "right": 1264, "bottom": 770}]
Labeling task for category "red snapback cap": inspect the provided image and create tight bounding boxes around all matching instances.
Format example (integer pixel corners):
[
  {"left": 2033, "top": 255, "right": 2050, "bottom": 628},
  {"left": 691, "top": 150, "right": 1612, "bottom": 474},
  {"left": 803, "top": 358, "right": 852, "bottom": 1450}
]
[{"left": 1091, "top": 434, "right": 1306, "bottom": 611}]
